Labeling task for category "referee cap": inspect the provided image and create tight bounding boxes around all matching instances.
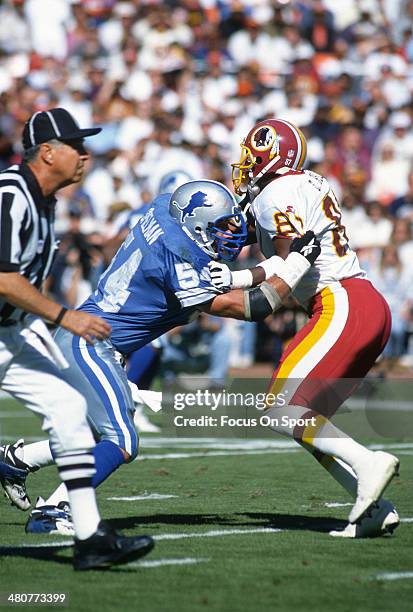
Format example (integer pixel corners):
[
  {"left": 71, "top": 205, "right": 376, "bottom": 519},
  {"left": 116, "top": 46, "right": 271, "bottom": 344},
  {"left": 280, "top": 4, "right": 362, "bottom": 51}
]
[{"left": 22, "top": 108, "right": 101, "bottom": 150}]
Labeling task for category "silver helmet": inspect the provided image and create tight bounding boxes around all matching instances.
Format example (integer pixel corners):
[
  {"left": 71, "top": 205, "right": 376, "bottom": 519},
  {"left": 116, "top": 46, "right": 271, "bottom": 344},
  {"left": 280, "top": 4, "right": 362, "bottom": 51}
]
[{"left": 169, "top": 180, "right": 248, "bottom": 261}]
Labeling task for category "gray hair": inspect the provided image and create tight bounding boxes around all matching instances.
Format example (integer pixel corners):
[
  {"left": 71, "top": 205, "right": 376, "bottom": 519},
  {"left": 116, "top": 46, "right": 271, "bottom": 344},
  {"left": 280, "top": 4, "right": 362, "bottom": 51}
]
[{"left": 23, "top": 139, "right": 64, "bottom": 163}]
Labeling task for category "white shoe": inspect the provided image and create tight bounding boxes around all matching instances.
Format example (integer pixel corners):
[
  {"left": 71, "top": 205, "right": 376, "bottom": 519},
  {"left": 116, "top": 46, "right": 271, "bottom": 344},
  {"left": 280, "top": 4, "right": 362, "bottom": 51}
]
[
  {"left": 350, "top": 451, "right": 400, "bottom": 524},
  {"left": 330, "top": 499, "right": 400, "bottom": 538},
  {"left": 133, "top": 406, "right": 161, "bottom": 433}
]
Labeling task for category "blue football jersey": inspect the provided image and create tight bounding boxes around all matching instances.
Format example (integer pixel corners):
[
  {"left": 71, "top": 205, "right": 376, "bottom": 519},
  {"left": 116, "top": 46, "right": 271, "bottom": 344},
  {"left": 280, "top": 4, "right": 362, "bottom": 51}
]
[{"left": 81, "top": 194, "right": 222, "bottom": 355}]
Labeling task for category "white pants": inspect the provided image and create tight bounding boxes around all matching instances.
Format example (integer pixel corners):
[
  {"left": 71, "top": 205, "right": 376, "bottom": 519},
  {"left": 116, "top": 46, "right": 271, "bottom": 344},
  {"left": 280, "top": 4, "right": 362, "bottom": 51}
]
[{"left": 0, "top": 321, "right": 95, "bottom": 457}]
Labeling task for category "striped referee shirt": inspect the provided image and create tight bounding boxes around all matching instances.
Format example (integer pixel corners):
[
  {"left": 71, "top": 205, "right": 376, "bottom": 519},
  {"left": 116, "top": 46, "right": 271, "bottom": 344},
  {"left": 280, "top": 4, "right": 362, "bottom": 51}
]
[{"left": 0, "top": 163, "right": 58, "bottom": 325}]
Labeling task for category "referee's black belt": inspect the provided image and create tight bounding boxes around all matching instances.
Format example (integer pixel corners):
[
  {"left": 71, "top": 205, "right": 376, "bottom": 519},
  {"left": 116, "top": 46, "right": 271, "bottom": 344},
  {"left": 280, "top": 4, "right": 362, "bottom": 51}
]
[{"left": 0, "top": 319, "right": 18, "bottom": 327}]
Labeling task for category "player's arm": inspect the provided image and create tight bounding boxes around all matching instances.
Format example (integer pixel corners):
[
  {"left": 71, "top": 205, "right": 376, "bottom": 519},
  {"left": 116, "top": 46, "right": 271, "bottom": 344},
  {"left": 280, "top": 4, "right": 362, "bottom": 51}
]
[
  {"left": 0, "top": 272, "right": 111, "bottom": 342},
  {"left": 201, "top": 274, "right": 291, "bottom": 320},
  {"left": 201, "top": 234, "right": 320, "bottom": 321},
  {"left": 209, "top": 231, "right": 319, "bottom": 292}
]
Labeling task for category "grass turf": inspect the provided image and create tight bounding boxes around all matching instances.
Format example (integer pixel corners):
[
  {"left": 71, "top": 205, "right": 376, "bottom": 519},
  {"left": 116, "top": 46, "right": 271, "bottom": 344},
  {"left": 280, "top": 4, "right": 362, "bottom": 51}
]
[{"left": 0, "top": 398, "right": 412, "bottom": 612}]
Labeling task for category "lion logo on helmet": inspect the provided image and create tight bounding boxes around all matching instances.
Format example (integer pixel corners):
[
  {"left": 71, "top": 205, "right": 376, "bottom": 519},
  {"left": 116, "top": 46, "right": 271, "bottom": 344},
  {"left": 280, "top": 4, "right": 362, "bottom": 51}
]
[{"left": 172, "top": 191, "right": 213, "bottom": 223}]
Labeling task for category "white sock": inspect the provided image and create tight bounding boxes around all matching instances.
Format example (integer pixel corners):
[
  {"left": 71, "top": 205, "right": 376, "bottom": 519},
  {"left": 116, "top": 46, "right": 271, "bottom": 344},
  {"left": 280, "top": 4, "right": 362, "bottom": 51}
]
[
  {"left": 44, "top": 483, "right": 69, "bottom": 507},
  {"left": 55, "top": 451, "right": 100, "bottom": 540},
  {"left": 300, "top": 441, "right": 358, "bottom": 498},
  {"left": 266, "top": 404, "right": 371, "bottom": 471},
  {"left": 23, "top": 440, "right": 54, "bottom": 469},
  {"left": 67, "top": 487, "right": 100, "bottom": 540}
]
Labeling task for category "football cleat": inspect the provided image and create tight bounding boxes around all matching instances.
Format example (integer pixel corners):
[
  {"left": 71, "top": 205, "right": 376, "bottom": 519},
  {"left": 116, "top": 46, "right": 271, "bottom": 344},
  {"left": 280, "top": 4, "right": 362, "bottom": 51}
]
[
  {"left": 0, "top": 439, "right": 31, "bottom": 510},
  {"left": 25, "top": 498, "right": 74, "bottom": 536},
  {"left": 350, "top": 451, "right": 400, "bottom": 524},
  {"left": 73, "top": 520, "right": 155, "bottom": 570},
  {"left": 330, "top": 499, "right": 400, "bottom": 538}
]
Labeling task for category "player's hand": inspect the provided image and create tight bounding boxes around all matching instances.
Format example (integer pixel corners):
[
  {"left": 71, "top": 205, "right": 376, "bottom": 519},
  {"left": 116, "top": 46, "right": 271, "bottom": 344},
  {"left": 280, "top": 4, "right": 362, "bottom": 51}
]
[
  {"left": 289, "top": 231, "right": 321, "bottom": 265},
  {"left": 208, "top": 261, "right": 233, "bottom": 290},
  {"left": 59, "top": 310, "right": 111, "bottom": 344}
]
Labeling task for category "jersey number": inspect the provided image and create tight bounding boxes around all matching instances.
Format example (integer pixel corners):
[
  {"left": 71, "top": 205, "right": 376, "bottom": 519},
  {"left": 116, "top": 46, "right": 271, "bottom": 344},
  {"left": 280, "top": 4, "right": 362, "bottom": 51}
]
[
  {"left": 98, "top": 248, "right": 143, "bottom": 312},
  {"left": 322, "top": 193, "right": 349, "bottom": 258},
  {"left": 175, "top": 263, "right": 210, "bottom": 289}
]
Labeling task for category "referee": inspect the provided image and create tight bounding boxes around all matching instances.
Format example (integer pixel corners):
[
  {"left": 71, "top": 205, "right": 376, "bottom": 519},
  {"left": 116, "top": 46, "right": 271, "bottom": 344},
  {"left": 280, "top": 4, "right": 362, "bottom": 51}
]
[{"left": 0, "top": 108, "right": 154, "bottom": 569}]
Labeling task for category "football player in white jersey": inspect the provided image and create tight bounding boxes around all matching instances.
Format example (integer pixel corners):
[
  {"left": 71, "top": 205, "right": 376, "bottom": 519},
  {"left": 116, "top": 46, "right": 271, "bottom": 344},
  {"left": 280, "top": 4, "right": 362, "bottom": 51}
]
[{"left": 209, "top": 118, "right": 400, "bottom": 538}]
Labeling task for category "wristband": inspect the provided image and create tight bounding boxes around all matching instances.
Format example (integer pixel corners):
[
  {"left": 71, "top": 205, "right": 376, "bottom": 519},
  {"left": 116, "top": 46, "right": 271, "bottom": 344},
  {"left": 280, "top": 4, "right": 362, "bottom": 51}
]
[
  {"left": 277, "top": 251, "right": 311, "bottom": 291},
  {"left": 256, "top": 255, "right": 286, "bottom": 280},
  {"left": 54, "top": 307, "right": 68, "bottom": 325},
  {"left": 231, "top": 269, "right": 254, "bottom": 289}
]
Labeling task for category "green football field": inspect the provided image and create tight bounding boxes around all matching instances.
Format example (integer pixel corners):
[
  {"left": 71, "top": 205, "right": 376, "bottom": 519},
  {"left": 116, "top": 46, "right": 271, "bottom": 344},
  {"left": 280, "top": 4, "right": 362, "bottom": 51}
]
[{"left": 0, "top": 396, "right": 412, "bottom": 612}]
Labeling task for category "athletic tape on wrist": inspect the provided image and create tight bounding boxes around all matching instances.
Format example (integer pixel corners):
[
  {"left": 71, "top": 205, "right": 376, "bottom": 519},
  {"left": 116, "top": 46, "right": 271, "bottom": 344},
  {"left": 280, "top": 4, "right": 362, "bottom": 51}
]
[
  {"left": 256, "top": 255, "right": 286, "bottom": 280},
  {"left": 231, "top": 268, "right": 254, "bottom": 289},
  {"left": 277, "top": 252, "right": 311, "bottom": 290}
]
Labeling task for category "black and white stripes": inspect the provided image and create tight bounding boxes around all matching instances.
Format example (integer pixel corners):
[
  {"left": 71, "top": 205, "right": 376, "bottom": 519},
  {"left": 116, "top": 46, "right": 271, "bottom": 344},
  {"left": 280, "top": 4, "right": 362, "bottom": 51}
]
[
  {"left": 0, "top": 164, "right": 58, "bottom": 324},
  {"left": 55, "top": 451, "right": 96, "bottom": 491}
]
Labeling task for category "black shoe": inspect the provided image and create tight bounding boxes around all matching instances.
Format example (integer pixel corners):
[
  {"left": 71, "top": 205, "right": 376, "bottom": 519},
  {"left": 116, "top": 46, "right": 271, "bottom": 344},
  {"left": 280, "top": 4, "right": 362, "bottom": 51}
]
[{"left": 73, "top": 521, "right": 155, "bottom": 570}]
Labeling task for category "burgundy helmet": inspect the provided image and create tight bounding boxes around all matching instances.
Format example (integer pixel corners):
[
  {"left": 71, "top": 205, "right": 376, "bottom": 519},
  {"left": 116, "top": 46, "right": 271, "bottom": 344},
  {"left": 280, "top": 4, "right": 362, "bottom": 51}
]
[{"left": 232, "top": 118, "right": 307, "bottom": 194}]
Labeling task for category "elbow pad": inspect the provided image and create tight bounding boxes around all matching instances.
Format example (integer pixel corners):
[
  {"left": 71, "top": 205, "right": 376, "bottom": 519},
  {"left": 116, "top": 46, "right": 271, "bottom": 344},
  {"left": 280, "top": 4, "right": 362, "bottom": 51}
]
[{"left": 243, "top": 282, "right": 282, "bottom": 321}]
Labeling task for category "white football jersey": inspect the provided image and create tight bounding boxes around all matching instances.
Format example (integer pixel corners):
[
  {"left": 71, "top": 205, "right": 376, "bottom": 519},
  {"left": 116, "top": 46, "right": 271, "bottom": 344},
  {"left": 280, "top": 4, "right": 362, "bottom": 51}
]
[{"left": 252, "top": 169, "right": 366, "bottom": 306}]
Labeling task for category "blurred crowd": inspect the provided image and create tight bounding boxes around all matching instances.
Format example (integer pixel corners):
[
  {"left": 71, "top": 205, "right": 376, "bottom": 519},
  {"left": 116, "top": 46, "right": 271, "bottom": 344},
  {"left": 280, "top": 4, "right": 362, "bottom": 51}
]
[{"left": 2, "top": 0, "right": 413, "bottom": 380}]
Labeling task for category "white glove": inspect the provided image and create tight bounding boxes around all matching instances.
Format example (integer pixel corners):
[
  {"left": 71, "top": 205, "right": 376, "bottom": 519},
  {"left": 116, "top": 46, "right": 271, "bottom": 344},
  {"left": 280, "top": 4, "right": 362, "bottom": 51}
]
[
  {"left": 208, "top": 262, "right": 254, "bottom": 290},
  {"left": 208, "top": 261, "right": 233, "bottom": 290}
]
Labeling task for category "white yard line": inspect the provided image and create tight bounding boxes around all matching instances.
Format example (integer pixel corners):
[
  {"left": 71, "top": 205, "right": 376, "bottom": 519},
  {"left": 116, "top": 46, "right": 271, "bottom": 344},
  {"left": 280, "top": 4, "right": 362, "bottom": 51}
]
[
  {"left": 324, "top": 502, "right": 353, "bottom": 508},
  {"left": 137, "top": 449, "right": 298, "bottom": 460},
  {"left": 3, "top": 541, "right": 74, "bottom": 548},
  {"left": 0, "top": 412, "right": 35, "bottom": 418},
  {"left": 346, "top": 398, "right": 413, "bottom": 412},
  {"left": 128, "top": 557, "right": 208, "bottom": 568},
  {"left": 1, "top": 527, "right": 282, "bottom": 551},
  {"left": 369, "top": 443, "right": 413, "bottom": 450},
  {"left": 141, "top": 438, "right": 297, "bottom": 450},
  {"left": 107, "top": 493, "right": 178, "bottom": 501},
  {"left": 154, "top": 527, "right": 282, "bottom": 541},
  {"left": 375, "top": 571, "right": 413, "bottom": 581},
  {"left": 400, "top": 518, "right": 413, "bottom": 523}
]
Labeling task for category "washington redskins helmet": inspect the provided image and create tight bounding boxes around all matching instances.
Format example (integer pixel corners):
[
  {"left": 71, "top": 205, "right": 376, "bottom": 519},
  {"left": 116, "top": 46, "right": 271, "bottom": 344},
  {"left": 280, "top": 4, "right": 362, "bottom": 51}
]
[{"left": 232, "top": 119, "right": 307, "bottom": 195}]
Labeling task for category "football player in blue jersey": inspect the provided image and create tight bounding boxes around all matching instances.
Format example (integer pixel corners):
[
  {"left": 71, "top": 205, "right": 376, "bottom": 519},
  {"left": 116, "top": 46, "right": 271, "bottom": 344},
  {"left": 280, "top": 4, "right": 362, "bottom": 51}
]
[{"left": 0, "top": 179, "right": 320, "bottom": 534}]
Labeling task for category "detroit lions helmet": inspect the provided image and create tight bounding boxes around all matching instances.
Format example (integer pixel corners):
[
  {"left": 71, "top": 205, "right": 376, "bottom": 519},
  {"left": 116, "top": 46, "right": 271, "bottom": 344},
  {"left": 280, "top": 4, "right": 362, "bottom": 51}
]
[
  {"left": 169, "top": 180, "right": 248, "bottom": 261},
  {"left": 158, "top": 170, "right": 193, "bottom": 195},
  {"left": 232, "top": 118, "right": 307, "bottom": 195}
]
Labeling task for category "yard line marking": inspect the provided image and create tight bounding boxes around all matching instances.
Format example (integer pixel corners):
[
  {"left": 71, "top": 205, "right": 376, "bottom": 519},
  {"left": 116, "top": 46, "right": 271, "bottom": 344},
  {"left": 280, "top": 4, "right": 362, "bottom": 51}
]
[
  {"left": 154, "top": 528, "right": 282, "bottom": 541},
  {"left": 400, "top": 518, "right": 413, "bottom": 523},
  {"left": 137, "top": 449, "right": 298, "bottom": 461},
  {"left": 0, "top": 412, "right": 35, "bottom": 418},
  {"left": 1, "top": 528, "right": 282, "bottom": 551},
  {"left": 346, "top": 398, "right": 413, "bottom": 412},
  {"left": 325, "top": 502, "right": 353, "bottom": 508},
  {"left": 369, "top": 443, "right": 413, "bottom": 450},
  {"left": 107, "top": 493, "right": 178, "bottom": 501},
  {"left": 0, "top": 436, "right": 45, "bottom": 443},
  {"left": 141, "top": 438, "right": 297, "bottom": 450},
  {"left": 375, "top": 572, "right": 413, "bottom": 581},
  {"left": 2, "top": 541, "right": 73, "bottom": 548},
  {"left": 128, "top": 557, "right": 209, "bottom": 568}
]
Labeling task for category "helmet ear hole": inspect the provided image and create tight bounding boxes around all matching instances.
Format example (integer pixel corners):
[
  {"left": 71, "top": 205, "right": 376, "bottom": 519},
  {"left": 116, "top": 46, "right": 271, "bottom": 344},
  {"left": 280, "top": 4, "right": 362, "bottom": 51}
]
[{"left": 255, "top": 156, "right": 262, "bottom": 164}]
